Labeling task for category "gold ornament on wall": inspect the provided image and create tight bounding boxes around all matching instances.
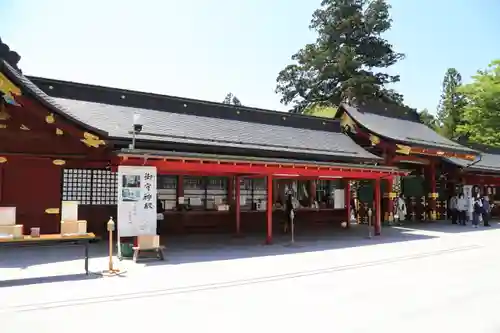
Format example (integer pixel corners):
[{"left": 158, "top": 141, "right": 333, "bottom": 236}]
[
  {"left": 0, "top": 103, "right": 10, "bottom": 120},
  {"left": 55, "top": 128, "right": 63, "bottom": 135},
  {"left": 52, "top": 159, "right": 66, "bottom": 166},
  {"left": 395, "top": 144, "right": 411, "bottom": 155},
  {"left": 0, "top": 157, "right": 7, "bottom": 163},
  {"left": 45, "top": 113, "right": 55, "bottom": 124},
  {"left": 81, "top": 132, "right": 105, "bottom": 148},
  {"left": 0, "top": 73, "right": 22, "bottom": 105},
  {"left": 369, "top": 134, "right": 380, "bottom": 146},
  {"left": 45, "top": 208, "right": 60, "bottom": 214},
  {"left": 20, "top": 124, "right": 30, "bottom": 131}
]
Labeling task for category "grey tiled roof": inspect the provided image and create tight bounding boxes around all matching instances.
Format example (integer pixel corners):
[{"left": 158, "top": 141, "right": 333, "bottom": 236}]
[
  {"left": 446, "top": 153, "right": 500, "bottom": 173},
  {"left": 1, "top": 60, "right": 382, "bottom": 161},
  {"left": 52, "top": 98, "right": 382, "bottom": 161},
  {"left": 341, "top": 103, "right": 476, "bottom": 154}
]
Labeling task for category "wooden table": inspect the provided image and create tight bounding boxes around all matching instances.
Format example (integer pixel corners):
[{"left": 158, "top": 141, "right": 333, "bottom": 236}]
[{"left": 0, "top": 233, "right": 97, "bottom": 275}]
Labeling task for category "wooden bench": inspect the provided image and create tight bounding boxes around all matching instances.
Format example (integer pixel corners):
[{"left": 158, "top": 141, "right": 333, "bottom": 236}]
[{"left": 132, "top": 235, "right": 165, "bottom": 262}]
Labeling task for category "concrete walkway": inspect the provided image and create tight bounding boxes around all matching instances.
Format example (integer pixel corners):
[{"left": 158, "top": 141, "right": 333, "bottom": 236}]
[{"left": 1, "top": 221, "right": 500, "bottom": 332}]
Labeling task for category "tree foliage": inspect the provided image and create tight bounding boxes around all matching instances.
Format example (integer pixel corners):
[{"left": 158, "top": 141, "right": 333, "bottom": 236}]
[
  {"left": 303, "top": 103, "right": 338, "bottom": 117},
  {"left": 436, "top": 68, "right": 465, "bottom": 139},
  {"left": 418, "top": 108, "right": 439, "bottom": 131},
  {"left": 222, "top": 93, "right": 242, "bottom": 106},
  {"left": 275, "top": 0, "right": 404, "bottom": 113},
  {"left": 456, "top": 60, "right": 500, "bottom": 147}
]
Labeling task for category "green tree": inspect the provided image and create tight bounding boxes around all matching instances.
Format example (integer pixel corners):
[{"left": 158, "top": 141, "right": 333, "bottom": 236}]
[
  {"left": 457, "top": 60, "right": 500, "bottom": 146},
  {"left": 222, "top": 93, "right": 242, "bottom": 106},
  {"left": 436, "top": 68, "right": 465, "bottom": 139},
  {"left": 303, "top": 103, "right": 338, "bottom": 117},
  {"left": 275, "top": 0, "right": 404, "bottom": 113},
  {"left": 418, "top": 108, "right": 439, "bottom": 131}
]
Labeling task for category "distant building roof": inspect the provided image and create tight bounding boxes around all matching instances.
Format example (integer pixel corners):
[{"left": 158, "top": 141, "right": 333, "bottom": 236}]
[
  {"left": 339, "top": 102, "right": 477, "bottom": 155},
  {"left": 446, "top": 143, "right": 500, "bottom": 173}
]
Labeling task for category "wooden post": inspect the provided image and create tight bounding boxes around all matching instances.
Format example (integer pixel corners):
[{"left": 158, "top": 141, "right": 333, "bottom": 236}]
[
  {"left": 177, "top": 175, "right": 184, "bottom": 201},
  {"left": 375, "top": 178, "right": 381, "bottom": 236},
  {"left": 429, "top": 160, "right": 437, "bottom": 220},
  {"left": 345, "top": 180, "right": 351, "bottom": 227},
  {"left": 266, "top": 175, "right": 273, "bottom": 244},
  {"left": 228, "top": 176, "right": 234, "bottom": 205},
  {"left": 235, "top": 176, "right": 241, "bottom": 235},
  {"left": 309, "top": 180, "right": 316, "bottom": 206}
]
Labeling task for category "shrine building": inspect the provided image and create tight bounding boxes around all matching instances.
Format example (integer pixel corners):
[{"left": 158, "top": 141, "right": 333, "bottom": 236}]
[
  {"left": 1, "top": 37, "right": 499, "bottom": 242},
  {"left": 0, "top": 55, "right": 406, "bottom": 242}
]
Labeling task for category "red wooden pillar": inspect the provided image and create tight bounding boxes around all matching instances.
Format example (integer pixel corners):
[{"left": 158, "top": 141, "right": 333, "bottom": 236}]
[
  {"left": 228, "top": 176, "right": 234, "bottom": 205},
  {"left": 177, "top": 175, "right": 184, "bottom": 201},
  {"left": 266, "top": 175, "right": 273, "bottom": 244},
  {"left": 384, "top": 151, "right": 395, "bottom": 224},
  {"left": 235, "top": 176, "right": 241, "bottom": 235},
  {"left": 309, "top": 180, "right": 317, "bottom": 206},
  {"left": 375, "top": 177, "right": 381, "bottom": 236},
  {"left": 345, "top": 180, "right": 351, "bottom": 226},
  {"left": 429, "top": 160, "right": 437, "bottom": 220},
  {"left": 387, "top": 177, "right": 395, "bottom": 223}
]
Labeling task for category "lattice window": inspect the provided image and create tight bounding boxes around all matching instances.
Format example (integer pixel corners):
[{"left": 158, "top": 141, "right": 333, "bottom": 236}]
[
  {"left": 62, "top": 169, "right": 118, "bottom": 205},
  {"left": 62, "top": 169, "right": 93, "bottom": 204},
  {"left": 91, "top": 169, "right": 118, "bottom": 205}
]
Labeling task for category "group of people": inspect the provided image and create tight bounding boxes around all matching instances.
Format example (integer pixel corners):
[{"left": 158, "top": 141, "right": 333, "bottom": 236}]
[{"left": 449, "top": 193, "right": 491, "bottom": 227}]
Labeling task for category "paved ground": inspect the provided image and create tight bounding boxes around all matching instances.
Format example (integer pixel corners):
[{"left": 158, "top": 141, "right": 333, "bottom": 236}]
[{"left": 1, "top": 222, "right": 500, "bottom": 332}]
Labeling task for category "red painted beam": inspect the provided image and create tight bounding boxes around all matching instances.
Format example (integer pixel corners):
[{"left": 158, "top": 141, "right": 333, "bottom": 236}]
[
  {"left": 119, "top": 157, "right": 406, "bottom": 179},
  {"left": 462, "top": 174, "right": 500, "bottom": 185},
  {"left": 391, "top": 155, "right": 430, "bottom": 165}
]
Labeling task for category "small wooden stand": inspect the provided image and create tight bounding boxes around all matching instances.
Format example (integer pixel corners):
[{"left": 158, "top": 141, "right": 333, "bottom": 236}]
[
  {"left": 101, "top": 217, "right": 124, "bottom": 276},
  {"left": 132, "top": 235, "right": 165, "bottom": 263}
]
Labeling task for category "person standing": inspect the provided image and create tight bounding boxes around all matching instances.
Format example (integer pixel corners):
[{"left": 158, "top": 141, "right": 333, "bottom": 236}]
[
  {"left": 482, "top": 195, "right": 491, "bottom": 227},
  {"left": 156, "top": 198, "right": 164, "bottom": 235},
  {"left": 457, "top": 193, "right": 467, "bottom": 226},
  {"left": 395, "top": 194, "right": 406, "bottom": 226},
  {"left": 283, "top": 190, "right": 294, "bottom": 233},
  {"left": 449, "top": 194, "right": 458, "bottom": 224},
  {"left": 472, "top": 195, "right": 483, "bottom": 228}
]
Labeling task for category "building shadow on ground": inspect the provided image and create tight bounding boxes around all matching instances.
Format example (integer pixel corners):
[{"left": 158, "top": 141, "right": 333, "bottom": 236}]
[
  {"left": 3, "top": 221, "right": 490, "bottom": 275},
  {"left": 0, "top": 242, "right": 108, "bottom": 269},
  {"left": 137, "top": 223, "right": 439, "bottom": 266},
  {"left": 0, "top": 273, "right": 102, "bottom": 288},
  {"left": 393, "top": 220, "right": 500, "bottom": 234}
]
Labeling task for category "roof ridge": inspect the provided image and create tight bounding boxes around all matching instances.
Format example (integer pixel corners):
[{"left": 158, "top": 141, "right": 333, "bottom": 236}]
[
  {"left": 29, "top": 76, "right": 343, "bottom": 132},
  {"left": 27, "top": 76, "right": 338, "bottom": 123}
]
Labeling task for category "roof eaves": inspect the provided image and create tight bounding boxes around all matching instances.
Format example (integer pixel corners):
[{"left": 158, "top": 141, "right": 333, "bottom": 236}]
[
  {"left": 0, "top": 61, "right": 108, "bottom": 138},
  {"left": 107, "top": 134, "right": 384, "bottom": 162},
  {"left": 339, "top": 103, "right": 478, "bottom": 155},
  {"left": 117, "top": 148, "right": 402, "bottom": 173}
]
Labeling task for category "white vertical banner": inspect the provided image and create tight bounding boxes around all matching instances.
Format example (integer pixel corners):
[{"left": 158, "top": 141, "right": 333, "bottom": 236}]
[
  {"left": 463, "top": 185, "right": 473, "bottom": 221},
  {"left": 333, "top": 189, "right": 345, "bottom": 209},
  {"left": 117, "top": 166, "right": 157, "bottom": 237}
]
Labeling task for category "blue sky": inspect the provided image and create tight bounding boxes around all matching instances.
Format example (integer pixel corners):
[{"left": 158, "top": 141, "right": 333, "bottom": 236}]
[{"left": 1, "top": 0, "right": 499, "bottom": 114}]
